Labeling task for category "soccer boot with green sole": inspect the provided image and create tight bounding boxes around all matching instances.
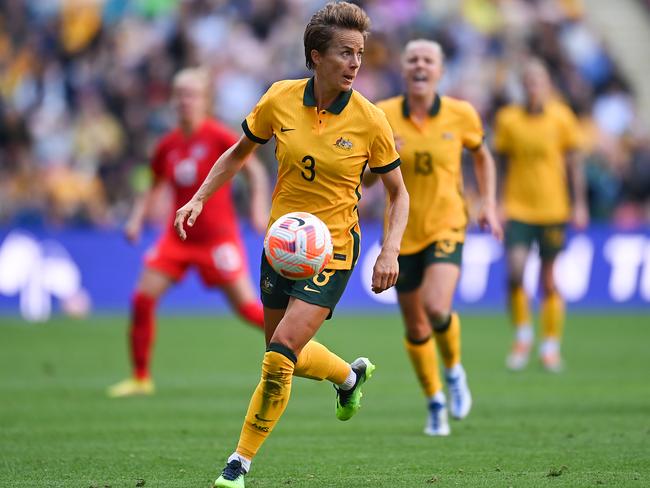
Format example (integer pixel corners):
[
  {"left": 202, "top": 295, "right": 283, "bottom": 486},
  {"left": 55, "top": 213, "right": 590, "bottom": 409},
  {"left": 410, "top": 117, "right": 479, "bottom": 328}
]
[
  {"left": 214, "top": 459, "right": 246, "bottom": 488},
  {"left": 335, "top": 357, "right": 375, "bottom": 421}
]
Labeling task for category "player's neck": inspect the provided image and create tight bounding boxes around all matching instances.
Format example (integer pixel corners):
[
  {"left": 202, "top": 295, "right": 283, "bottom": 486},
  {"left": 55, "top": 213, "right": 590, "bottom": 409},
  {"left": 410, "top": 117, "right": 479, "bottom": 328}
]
[
  {"left": 408, "top": 91, "right": 436, "bottom": 121},
  {"left": 525, "top": 99, "right": 545, "bottom": 114},
  {"left": 313, "top": 76, "right": 340, "bottom": 112},
  {"left": 179, "top": 118, "right": 203, "bottom": 135}
]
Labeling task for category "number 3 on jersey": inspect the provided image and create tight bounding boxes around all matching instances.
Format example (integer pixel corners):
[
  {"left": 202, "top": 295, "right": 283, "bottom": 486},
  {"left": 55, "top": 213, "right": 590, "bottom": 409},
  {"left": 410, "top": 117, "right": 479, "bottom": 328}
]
[{"left": 301, "top": 155, "right": 316, "bottom": 182}]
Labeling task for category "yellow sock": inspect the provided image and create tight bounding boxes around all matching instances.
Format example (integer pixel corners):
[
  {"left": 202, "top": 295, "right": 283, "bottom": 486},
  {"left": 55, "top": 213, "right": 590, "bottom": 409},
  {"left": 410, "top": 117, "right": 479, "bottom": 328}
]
[
  {"left": 404, "top": 336, "right": 442, "bottom": 397},
  {"left": 293, "top": 340, "right": 350, "bottom": 384},
  {"left": 541, "top": 292, "right": 564, "bottom": 340},
  {"left": 433, "top": 313, "right": 461, "bottom": 369},
  {"left": 236, "top": 349, "right": 294, "bottom": 460},
  {"left": 510, "top": 285, "right": 531, "bottom": 327}
]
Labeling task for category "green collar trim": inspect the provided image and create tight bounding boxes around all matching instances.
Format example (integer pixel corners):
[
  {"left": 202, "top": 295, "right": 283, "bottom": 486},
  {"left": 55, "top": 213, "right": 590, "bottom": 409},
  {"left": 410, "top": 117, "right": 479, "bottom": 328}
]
[
  {"left": 402, "top": 93, "right": 442, "bottom": 118},
  {"left": 303, "top": 77, "right": 353, "bottom": 115}
]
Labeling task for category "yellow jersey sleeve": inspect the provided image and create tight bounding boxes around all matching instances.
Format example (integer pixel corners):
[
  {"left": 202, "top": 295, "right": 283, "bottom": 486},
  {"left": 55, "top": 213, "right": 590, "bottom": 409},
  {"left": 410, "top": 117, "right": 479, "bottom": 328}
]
[
  {"left": 493, "top": 108, "right": 511, "bottom": 154},
  {"left": 557, "top": 104, "right": 582, "bottom": 152},
  {"left": 368, "top": 111, "right": 400, "bottom": 173},
  {"left": 242, "top": 83, "right": 278, "bottom": 144},
  {"left": 460, "top": 102, "right": 484, "bottom": 150}
]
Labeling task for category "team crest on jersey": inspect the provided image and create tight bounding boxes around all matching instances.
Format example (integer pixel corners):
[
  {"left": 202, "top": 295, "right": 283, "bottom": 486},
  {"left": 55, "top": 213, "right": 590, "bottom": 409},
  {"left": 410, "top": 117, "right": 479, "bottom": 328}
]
[
  {"left": 190, "top": 143, "right": 207, "bottom": 159},
  {"left": 174, "top": 158, "right": 198, "bottom": 186},
  {"left": 442, "top": 132, "right": 454, "bottom": 140},
  {"left": 334, "top": 137, "right": 353, "bottom": 151}
]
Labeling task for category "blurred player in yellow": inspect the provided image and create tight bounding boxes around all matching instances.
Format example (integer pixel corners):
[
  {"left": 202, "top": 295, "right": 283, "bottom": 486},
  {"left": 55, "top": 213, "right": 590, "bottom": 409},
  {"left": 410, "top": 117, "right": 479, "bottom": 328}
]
[
  {"left": 174, "top": 3, "right": 408, "bottom": 486},
  {"left": 373, "top": 40, "right": 502, "bottom": 435},
  {"left": 494, "top": 59, "right": 588, "bottom": 372}
]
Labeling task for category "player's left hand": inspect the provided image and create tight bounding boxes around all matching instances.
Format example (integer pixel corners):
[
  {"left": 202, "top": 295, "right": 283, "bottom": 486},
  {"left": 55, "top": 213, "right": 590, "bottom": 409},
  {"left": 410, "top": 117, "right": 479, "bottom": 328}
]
[
  {"left": 174, "top": 199, "right": 204, "bottom": 241},
  {"left": 479, "top": 203, "right": 503, "bottom": 241},
  {"left": 371, "top": 249, "right": 399, "bottom": 293}
]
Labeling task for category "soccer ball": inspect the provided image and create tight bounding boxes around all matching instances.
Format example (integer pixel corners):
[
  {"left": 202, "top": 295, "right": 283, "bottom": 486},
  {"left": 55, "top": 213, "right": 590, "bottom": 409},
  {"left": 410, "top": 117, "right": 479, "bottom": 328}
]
[{"left": 264, "top": 212, "right": 333, "bottom": 280}]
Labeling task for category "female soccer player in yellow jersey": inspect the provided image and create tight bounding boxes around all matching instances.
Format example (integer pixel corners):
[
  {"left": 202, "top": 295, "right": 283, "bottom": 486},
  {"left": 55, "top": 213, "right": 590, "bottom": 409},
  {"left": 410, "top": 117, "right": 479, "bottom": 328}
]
[
  {"left": 372, "top": 40, "right": 502, "bottom": 436},
  {"left": 494, "top": 59, "right": 588, "bottom": 373},
  {"left": 174, "top": 3, "right": 409, "bottom": 486}
]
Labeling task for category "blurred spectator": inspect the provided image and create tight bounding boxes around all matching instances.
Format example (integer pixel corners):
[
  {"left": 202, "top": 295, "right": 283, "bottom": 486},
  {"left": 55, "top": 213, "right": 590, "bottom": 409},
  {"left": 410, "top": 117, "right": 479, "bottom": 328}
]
[{"left": 0, "top": 0, "right": 647, "bottom": 229}]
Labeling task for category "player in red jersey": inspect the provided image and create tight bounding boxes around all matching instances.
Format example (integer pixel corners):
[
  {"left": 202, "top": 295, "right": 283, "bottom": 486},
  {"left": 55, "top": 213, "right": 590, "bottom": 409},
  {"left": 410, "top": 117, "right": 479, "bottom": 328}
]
[{"left": 108, "top": 68, "right": 269, "bottom": 397}]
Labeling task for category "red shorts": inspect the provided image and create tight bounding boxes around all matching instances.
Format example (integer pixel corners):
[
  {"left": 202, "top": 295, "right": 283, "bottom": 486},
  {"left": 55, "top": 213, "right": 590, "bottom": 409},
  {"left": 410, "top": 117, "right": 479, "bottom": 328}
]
[{"left": 144, "top": 234, "right": 248, "bottom": 286}]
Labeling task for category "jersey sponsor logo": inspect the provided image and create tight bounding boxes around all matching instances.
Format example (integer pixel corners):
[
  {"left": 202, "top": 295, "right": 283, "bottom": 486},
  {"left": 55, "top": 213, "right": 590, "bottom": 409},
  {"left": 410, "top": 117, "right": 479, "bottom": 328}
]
[
  {"left": 333, "top": 253, "right": 346, "bottom": 261},
  {"left": 280, "top": 127, "right": 295, "bottom": 132},
  {"left": 334, "top": 137, "right": 353, "bottom": 151},
  {"left": 190, "top": 143, "right": 207, "bottom": 159},
  {"left": 303, "top": 284, "right": 321, "bottom": 293},
  {"left": 442, "top": 132, "right": 454, "bottom": 140}
]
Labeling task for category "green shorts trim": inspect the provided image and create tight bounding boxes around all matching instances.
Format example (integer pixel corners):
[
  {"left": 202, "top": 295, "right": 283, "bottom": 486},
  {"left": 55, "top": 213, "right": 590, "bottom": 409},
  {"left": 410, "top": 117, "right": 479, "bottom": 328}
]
[
  {"left": 259, "top": 252, "right": 353, "bottom": 320},
  {"left": 395, "top": 240, "right": 463, "bottom": 293},
  {"left": 505, "top": 220, "right": 566, "bottom": 260}
]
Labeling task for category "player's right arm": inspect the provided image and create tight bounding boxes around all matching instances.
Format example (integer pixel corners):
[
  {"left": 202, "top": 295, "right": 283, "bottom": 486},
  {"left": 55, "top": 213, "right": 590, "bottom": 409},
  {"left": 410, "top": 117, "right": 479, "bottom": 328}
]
[
  {"left": 174, "top": 135, "right": 258, "bottom": 240},
  {"left": 125, "top": 178, "right": 166, "bottom": 243}
]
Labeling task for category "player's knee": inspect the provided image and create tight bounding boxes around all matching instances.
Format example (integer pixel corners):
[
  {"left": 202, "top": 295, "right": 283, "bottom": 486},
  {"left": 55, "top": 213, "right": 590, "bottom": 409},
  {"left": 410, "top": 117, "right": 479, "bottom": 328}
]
[
  {"left": 424, "top": 305, "right": 451, "bottom": 332},
  {"left": 405, "top": 320, "right": 431, "bottom": 343},
  {"left": 541, "top": 281, "right": 557, "bottom": 297},
  {"left": 507, "top": 277, "right": 523, "bottom": 291}
]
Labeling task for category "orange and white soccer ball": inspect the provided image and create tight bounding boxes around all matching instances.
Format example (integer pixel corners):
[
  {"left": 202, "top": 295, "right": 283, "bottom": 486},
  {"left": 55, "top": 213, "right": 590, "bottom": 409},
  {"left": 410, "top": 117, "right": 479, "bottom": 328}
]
[{"left": 264, "top": 212, "right": 333, "bottom": 280}]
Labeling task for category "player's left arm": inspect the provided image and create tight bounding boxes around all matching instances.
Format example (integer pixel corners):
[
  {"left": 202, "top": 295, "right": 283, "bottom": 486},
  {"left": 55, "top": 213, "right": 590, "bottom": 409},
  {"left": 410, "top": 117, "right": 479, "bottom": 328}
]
[
  {"left": 562, "top": 106, "right": 589, "bottom": 230},
  {"left": 240, "top": 155, "right": 270, "bottom": 234},
  {"left": 471, "top": 143, "right": 503, "bottom": 241},
  {"left": 566, "top": 149, "right": 589, "bottom": 230},
  {"left": 373, "top": 167, "right": 409, "bottom": 293}
]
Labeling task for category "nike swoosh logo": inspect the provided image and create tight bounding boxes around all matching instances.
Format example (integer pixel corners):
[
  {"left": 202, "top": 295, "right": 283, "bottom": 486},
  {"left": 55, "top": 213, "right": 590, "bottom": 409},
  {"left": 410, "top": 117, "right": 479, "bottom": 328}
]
[
  {"left": 280, "top": 127, "right": 295, "bottom": 132},
  {"left": 303, "top": 284, "right": 321, "bottom": 294}
]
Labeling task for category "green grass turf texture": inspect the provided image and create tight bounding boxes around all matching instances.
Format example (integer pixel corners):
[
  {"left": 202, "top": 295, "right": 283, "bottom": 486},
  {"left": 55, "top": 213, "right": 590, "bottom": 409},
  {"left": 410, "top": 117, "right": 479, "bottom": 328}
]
[{"left": 0, "top": 313, "right": 648, "bottom": 487}]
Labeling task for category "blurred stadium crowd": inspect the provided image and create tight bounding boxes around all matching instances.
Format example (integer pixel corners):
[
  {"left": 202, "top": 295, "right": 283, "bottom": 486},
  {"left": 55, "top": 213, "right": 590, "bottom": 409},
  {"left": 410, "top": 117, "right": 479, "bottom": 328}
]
[{"left": 1, "top": 0, "right": 649, "bottom": 229}]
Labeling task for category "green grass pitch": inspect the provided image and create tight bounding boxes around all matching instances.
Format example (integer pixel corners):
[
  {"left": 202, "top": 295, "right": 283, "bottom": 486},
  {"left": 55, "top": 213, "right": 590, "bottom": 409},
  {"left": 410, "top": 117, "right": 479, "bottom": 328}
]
[{"left": 1, "top": 312, "right": 648, "bottom": 487}]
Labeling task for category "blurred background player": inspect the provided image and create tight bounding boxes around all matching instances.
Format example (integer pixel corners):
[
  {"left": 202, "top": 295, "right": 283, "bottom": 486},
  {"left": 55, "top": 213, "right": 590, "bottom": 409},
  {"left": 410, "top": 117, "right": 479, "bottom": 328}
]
[
  {"left": 108, "top": 68, "right": 269, "bottom": 398},
  {"left": 373, "top": 40, "right": 502, "bottom": 436},
  {"left": 174, "top": 3, "right": 408, "bottom": 486},
  {"left": 494, "top": 59, "right": 589, "bottom": 373}
]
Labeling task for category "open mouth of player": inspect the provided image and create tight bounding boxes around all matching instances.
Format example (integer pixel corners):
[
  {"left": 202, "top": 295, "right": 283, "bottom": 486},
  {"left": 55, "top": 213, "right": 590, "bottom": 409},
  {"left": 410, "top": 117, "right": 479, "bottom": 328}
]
[
  {"left": 412, "top": 72, "right": 429, "bottom": 83},
  {"left": 342, "top": 74, "right": 355, "bottom": 84}
]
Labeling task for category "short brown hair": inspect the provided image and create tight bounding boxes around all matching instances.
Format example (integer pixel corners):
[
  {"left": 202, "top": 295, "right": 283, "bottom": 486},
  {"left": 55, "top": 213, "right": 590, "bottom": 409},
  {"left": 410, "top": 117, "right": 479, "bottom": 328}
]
[{"left": 303, "top": 2, "right": 371, "bottom": 70}]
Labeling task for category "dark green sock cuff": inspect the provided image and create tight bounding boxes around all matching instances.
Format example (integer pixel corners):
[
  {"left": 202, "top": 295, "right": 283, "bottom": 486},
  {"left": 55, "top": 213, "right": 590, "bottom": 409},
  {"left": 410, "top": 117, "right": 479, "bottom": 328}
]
[
  {"left": 267, "top": 342, "right": 297, "bottom": 363},
  {"left": 431, "top": 314, "right": 452, "bottom": 333},
  {"left": 406, "top": 335, "right": 432, "bottom": 345}
]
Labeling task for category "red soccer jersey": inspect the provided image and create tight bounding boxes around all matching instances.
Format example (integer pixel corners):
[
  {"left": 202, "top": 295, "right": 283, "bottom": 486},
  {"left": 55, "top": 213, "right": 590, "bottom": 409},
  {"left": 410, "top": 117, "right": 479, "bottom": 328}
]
[{"left": 151, "top": 119, "right": 240, "bottom": 243}]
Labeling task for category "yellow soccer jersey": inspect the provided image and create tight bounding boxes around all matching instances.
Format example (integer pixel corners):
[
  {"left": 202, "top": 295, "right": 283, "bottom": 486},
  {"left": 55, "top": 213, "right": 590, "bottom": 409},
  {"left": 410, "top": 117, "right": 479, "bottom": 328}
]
[
  {"left": 494, "top": 101, "right": 581, "bottom": 224},
  {"left": 243, "top": 77, "right": 400, "bottom": 270},
  {"left": 377, "top": 94, "right": 483, "bottom": 255}
]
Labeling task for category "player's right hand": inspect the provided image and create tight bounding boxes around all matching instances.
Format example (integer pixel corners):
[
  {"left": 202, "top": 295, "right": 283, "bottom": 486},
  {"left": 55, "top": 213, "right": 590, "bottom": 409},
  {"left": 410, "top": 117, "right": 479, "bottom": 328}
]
[
  {"left": 174, "top": 199, "right": 203, "bottom": 241},
  {"left": 124, "top": 219, "right": 142, "bottom": 244}
]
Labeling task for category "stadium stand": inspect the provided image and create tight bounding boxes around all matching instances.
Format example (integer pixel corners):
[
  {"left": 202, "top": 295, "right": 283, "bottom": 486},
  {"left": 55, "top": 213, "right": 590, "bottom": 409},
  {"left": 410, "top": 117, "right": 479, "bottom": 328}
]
[{"left": 1, "top": 0, "right": 648, "bottom": 228}]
